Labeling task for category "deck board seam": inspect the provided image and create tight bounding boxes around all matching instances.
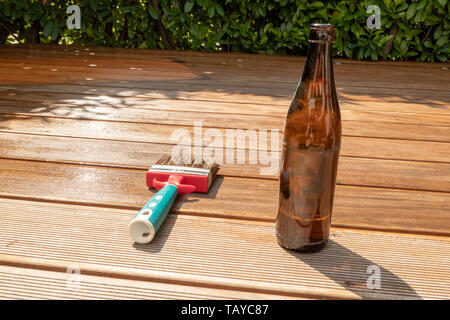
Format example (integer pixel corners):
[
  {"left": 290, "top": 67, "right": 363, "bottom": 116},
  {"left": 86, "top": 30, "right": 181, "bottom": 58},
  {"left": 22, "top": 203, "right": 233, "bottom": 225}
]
[
  {"left": 1, "top": 89, "right": 449, "bottom": 109},
  {"left": 1, "top": 111, "right": 449, "bottom": 129},
  {"left": 0, "top": 256, "right": 330, "bottom": 300},
  {"left": 1, "top": 155, "right": 450, "bottom": 190},
  {"left": 0, "top": 193, "right": 449, "bottom": 238}
]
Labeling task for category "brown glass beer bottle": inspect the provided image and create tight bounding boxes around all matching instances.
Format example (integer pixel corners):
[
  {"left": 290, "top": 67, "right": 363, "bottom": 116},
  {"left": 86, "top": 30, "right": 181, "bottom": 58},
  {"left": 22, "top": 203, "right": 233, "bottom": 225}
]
[{"left": 276, "top": 24, "right": 342, "bottom": 252}]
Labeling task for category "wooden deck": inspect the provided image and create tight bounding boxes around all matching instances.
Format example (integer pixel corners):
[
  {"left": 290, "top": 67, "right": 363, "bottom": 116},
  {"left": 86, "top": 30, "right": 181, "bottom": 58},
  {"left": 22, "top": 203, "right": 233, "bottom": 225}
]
[{"left": 0, "top": 45, "right": 449, "bottom": 300}]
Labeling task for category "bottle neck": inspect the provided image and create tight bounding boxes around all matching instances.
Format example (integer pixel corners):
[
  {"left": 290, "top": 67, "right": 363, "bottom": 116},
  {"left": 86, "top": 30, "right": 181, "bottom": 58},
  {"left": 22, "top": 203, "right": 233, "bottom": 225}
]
[
  {"left": 303, "top": 41, "right": 334, "bottom": 90},
  {"left": 288, "top": 40, "right": 338, "bottom": 117}
]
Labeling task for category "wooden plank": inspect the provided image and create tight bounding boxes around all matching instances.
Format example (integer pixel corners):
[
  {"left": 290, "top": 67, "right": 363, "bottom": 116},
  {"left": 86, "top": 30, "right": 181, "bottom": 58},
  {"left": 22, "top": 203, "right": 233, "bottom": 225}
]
[
  {"left": 0, "top": 97, "right": 449, "bottom": 127},
  {"left": 1, "top": 84, "right": 448, "bottom": 113},
  {"left": 1, "top": 106, "right": 447, "bottom": 142},
  {"left": 342, "top": 121, "right": 449, "bottom": 143},
  {"left": 0, "top": 158, "right": 448, "bottom": 235},
  {"left": 0, "top": 265, "right": 294, "bottom": 300},
  {"left": 0, "top": 46, "right": 448, "bottom": 103},
  {"left": 0, "top": 198, "right": 448, "bottom": 299},
  {"left": 0, "top": 71, "right": 448, "bottom": 104},
  {"left": 0, "top": 115, "right": 449, "bottom": 191},
  {"left": 1, "top": 133, "right": 448, "bottom": 173},
  {"left": 1, "top": 44, "right": 448, "bottom": 75},
  {"left": 0, "top": 131, "right": 449, "bottom": 190},
  {"left": 1, "top": 112, "right": 449, "bottom": 148},
  {"left": 337, "top": 157, "right": 450, "bottom": 192},
  {"left": 1, "top": 84, "right": 449, "bottom": 112},
  {"left": 2, "top": 91, "right": 449, "bottom": 115},
  {"left": 0, "top": 59, "right": 447, "bottom": 95},
  {"left": 0, "top": 104, "right": 286, "bottom": 131},
  {"left": 2, "top": 44, "right": 449, "bottom": 70},
  {"left": 0, "top": 44, "right": 445, "bottom": 69}
]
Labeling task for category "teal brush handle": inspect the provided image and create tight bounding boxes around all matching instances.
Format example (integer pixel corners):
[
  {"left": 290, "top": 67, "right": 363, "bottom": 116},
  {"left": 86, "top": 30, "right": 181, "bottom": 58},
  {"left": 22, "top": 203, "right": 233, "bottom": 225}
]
[{"left": 128, "top": 184, "right": 178, "bottom": 243}]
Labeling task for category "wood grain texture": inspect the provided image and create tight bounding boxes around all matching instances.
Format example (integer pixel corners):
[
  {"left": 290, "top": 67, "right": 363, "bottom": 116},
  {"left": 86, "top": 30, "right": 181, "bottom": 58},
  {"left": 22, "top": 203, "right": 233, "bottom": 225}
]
[
  {"left": 1, "top": 99, "right": 449, "bottom": 142},
  {"left": 2, "top": 44, "right": 449, "bottom": 68},
  {"left": 1, "top": 91, "right": 449, "bottom": 117},
  {"left": 1, "top": 85, "right": 448, "bottom": 113},
  {"left": 0, "top": 45, "right": 449, "bottom": 299},
  {"left": 1, "top": 132, "right": 448, "bottom": 172},
  {"left": 0, "top": 158, "right": 449, "bottom": 235},
  {"left": 0, "top": 45, "right": 448, "bottom": 89},
  {"left": 0, "top": 120, "right": 448, "bottom": 192},
  {"left": 0, "top": 265, "right": 296, "bottom": 300},
  {"left": 1, "top": 131, "right": 449, "bottom": 195},
  {"left": 1, "top": 84, "right": 448, "bottom": 119},
  {"left": 1, "top": 114, "right": 449, "bottom": 145},
  {"left": 0, "top": 198, "right": 448, "bottom": 300},
  {"left": 0, "top": 44, "right": 448, "bottom": 107},
  {"left": 0, "top": 97, "right": 449, "bottom": 127}
]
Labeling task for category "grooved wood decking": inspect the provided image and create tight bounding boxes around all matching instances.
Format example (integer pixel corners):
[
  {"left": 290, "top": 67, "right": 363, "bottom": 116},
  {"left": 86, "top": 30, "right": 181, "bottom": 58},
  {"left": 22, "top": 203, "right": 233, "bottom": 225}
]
[{"left": 0, "top": 45, "right": 449, "bottom": 299}]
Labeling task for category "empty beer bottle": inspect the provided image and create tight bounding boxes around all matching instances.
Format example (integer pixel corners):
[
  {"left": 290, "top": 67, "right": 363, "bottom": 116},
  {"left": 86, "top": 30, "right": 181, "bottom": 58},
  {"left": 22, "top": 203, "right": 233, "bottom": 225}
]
[{"left": 276, "top": 23, "right": 342, "bottom": 252}]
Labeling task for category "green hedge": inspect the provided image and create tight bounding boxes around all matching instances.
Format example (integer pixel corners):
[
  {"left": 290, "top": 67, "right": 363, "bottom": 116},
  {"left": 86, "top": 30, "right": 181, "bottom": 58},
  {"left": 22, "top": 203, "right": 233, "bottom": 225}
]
[{"left": 0, "top": 0, "right": 449, "bottom": 61}]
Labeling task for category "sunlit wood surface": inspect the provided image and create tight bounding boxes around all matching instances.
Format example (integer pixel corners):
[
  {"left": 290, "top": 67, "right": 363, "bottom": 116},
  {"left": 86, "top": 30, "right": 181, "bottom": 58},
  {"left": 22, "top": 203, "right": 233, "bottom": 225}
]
[{"left": 0, "top": 45, "right": 449, "bottom": 299}]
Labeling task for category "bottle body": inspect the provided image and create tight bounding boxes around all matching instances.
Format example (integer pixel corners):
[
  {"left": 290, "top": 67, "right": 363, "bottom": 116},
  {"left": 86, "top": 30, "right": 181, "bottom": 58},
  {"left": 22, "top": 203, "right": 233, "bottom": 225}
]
[{"left": 276, "top": 24, "right": 341, "bottom": 252}]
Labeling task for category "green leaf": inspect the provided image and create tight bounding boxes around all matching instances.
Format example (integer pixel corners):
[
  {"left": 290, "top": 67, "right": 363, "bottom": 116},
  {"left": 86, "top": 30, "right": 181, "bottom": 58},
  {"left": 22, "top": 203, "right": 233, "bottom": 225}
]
[
  {"left": 128, "top": 28, "right": 135, "bottom": 39},
  {"left": 436, "top": 0, "right": 447, "bottom": 7},
  {"left": 357, "top": 47, "right": 364, "bottom": 60},
  {"left": 89, "top": 0, "right": 97, "bottom": 11},
  {"left": 406, "top": 3, "right": 417, "bottom": 20},
  {"left": 414, "top": 10, "right": 426, "bottom": 23},
  {"left": 397, "top": 3, "right": 408, "bottom": 12},
  {"left": 436, "top": 54, "right": 448, "bottom": 62},
  {"left": 216, "top": 5, "right": 224, "bottom": 17},
  {"left": 397, "top": 21, "right": 406, "bottom": 30},
  {"left": 148, "top": 6, "right": 159, "bottom": 20},
  {"left": 208, "top": 6, "right": 215, "bottom": 18},
  {"left": 370, "top": 50, "right": 378, "bottom": 61},
  {"left": 86, "top": 26, "right": 94, "bottom": 37},
  {"left": 43, "top": 20, "right": 54, "bottom": 37},
  {"left": 343, "top": 46, "right": 352, "bottom": 58},
  {"left": 436, "top": 36, "right": 447, "bottom": 48},
  {"left": 424, "top": 15, "right": 441, "bottom": 26},
  {"left": 406, "top": 51, "right": 418, "bottom": 57},
  {"left": 197, "top": 0, "right": 208, "bottom": 8},
  {"left": 400, "top": 40, "right": 408, "bottom": 52},
  {"left": 416, "top": 0, "right": 427, "bottom": 11},
  {"left": 310, "top": 2, "right": 324, "bottom": 8},
  {"left": 378, "top": 35, "right": 393, "bottom": 46},
  {"left": 423, "top": 40, "right": 433, "bottom": 48},
  {"left": 434, "top": 26, "right": 443, "bottom": 40},
  {"left": 50, "top": 25, "right": 60, "bottom": 41},
  {"left": 184, "top": 1, "right": 194, "bottom": 13}
]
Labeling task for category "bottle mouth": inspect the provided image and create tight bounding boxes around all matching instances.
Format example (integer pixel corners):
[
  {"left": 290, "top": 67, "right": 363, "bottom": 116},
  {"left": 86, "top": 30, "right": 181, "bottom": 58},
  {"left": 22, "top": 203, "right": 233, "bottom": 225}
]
[
  {"left": 309, "top": 23, "right": 335, "bottom": 43},
  {"left": 311, "top": 23, "right": 335, "bottom": 29}
]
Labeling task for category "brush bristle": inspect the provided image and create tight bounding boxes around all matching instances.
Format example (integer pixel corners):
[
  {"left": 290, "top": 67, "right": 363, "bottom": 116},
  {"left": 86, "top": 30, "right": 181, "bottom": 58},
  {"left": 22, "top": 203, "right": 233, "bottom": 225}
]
[{"left": 155, "top": 155, "right": 220, "bottom": 177}]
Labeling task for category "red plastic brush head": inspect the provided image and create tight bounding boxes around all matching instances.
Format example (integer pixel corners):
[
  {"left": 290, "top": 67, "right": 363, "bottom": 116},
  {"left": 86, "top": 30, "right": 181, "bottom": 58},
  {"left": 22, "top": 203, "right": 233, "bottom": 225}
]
[{"left": 146, "top": 155, "right": 219, "bottom": 194}]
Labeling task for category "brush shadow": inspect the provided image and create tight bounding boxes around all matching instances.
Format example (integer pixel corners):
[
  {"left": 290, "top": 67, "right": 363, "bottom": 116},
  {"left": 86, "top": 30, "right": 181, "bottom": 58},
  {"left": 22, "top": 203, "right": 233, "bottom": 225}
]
[
  {"left": 145, "top": 175, "right": 223, "bottom": 207},
  {"left": 284, "top": 239, "right": 422, "bottom": 299},
  {"left": 132, "top": 213, "right": 179, "bottom": 254},
  {"left": 174, "top": 175, "right": 224, "bottom": 205}
]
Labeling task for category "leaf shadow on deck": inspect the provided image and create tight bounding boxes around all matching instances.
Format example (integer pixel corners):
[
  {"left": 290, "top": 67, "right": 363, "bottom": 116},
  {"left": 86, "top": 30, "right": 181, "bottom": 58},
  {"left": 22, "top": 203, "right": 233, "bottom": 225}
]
[
  {"left": 286, "top": 240, "right": 422, "bottom": 299},
  {"left": 0, "top": 49, "right": 449, "bottom": 131}
]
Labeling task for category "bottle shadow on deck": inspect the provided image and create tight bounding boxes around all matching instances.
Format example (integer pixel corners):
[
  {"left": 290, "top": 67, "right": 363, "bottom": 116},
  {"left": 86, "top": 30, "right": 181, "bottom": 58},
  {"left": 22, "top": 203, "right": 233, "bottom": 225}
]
[{"left": 284, "top": 239, "right": 422, "bottom": 299}]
